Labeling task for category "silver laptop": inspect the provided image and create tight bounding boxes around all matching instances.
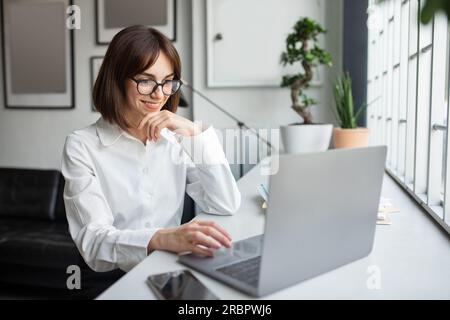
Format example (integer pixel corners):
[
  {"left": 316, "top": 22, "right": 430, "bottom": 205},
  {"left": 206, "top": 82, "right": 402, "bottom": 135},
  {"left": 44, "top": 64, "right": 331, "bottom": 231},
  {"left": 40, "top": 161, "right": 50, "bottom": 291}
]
[{"left": 179, "top": 146, "right": 387, "bottom": 297}]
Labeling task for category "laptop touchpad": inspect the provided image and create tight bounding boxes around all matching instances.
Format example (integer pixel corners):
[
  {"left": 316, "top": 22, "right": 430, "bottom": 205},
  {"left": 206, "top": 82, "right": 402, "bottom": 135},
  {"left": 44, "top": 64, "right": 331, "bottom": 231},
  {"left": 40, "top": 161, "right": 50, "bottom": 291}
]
[{"left": 179, "top": 234, "right": 263, "bottom": 269}]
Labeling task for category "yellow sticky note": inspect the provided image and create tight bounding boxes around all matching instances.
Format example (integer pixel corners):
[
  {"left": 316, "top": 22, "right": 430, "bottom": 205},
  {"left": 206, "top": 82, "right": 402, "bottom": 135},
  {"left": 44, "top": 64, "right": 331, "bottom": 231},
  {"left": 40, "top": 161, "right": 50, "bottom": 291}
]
[
  {"left": 376, "top": 215, "right": 392, "bottom": 225},
  {"left": 379, "top": 207, "right": 400, "bottom": 214}
]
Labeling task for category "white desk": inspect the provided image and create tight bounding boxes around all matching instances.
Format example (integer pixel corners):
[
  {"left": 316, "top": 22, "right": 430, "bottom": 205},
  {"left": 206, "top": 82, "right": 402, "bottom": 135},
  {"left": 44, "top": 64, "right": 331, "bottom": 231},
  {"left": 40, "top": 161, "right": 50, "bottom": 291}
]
[{"left": 98, "top": 163, "right": 450, "bottom": 300}]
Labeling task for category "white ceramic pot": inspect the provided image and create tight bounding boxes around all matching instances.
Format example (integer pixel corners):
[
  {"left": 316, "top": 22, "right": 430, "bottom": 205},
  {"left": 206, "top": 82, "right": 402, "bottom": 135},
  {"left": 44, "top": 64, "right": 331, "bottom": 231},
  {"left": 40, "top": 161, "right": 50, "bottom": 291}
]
[{"left": 280, "top": 124, "right": 333, "bottom": 154}]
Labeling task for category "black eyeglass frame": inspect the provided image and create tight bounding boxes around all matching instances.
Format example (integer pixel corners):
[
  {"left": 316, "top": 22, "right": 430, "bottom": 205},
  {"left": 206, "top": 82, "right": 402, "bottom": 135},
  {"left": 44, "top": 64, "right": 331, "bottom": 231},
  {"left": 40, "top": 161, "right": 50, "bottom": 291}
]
[{"left": 131, "top": 78, "right": 183, "bottom": 96}]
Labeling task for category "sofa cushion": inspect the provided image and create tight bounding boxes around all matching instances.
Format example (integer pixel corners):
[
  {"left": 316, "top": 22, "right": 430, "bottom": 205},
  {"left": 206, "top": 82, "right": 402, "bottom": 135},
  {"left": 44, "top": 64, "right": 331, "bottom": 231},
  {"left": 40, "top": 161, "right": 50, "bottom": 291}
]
[
  {"left": 0, "top": 218, "right": 82, "bottom": 268},
  {"left": 0, "top": 168, "right": 61, "bottom": 221},
  {"left": 55, "top": 173, "right": 67, "bottom": 222}
]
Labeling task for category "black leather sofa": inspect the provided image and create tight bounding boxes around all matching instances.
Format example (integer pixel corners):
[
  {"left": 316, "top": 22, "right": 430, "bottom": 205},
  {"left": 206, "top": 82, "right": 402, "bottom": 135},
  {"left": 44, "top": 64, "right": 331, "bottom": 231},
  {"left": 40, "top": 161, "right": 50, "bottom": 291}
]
[{"left": 0, "top": 168, "right": 195, "bottom": 299}]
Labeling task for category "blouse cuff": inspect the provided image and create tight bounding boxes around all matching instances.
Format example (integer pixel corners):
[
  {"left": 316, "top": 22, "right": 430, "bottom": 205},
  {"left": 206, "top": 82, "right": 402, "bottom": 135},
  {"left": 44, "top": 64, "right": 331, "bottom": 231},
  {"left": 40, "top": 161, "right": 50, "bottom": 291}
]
[
  {"left": 116, "top": 228, "right": 161, "bottom": 271},
  {"left": 178, "top": 126, "right": 227, "bottom": 166}
]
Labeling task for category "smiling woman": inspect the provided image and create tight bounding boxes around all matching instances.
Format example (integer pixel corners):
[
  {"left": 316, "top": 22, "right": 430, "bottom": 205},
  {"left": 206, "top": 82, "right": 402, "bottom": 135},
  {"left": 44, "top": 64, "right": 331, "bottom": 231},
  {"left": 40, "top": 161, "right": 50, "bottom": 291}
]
[
  {"left": 93, "top": 25, "right": 181, "bottom": 131},
  {"left": 62, "top": 25, "right": 241, "bottom": 273}
]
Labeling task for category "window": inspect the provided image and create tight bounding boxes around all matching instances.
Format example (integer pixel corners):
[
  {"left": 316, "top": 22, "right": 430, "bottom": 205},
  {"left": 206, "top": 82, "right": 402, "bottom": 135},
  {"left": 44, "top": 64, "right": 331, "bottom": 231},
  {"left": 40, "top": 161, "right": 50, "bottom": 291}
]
[
  {"left": 367, "top": 0, "right": 450, "bottom": 233},
  {"left": 397, "top": 0, "right": 410, "bottom": 179},
  {"left": 405, "top": 0, "right": 418, "bottom": 191}
]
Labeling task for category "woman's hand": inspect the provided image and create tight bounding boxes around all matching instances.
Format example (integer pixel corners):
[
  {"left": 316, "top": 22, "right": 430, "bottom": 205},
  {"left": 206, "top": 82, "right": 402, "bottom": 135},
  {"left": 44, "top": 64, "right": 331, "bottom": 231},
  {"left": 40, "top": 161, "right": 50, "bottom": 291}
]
[
  {"left": 137, "top": 110, "right": 202, "bottom": 142},
  {"left": 148, "top": 220, "right": 232, "bottom": 256}
]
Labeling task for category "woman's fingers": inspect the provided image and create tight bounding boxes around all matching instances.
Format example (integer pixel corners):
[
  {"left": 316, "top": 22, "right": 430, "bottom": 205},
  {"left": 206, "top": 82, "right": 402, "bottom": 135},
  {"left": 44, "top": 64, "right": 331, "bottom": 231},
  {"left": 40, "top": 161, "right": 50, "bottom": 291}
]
[
  {"left": 189, "top": 231, "right": 222, "bottom": 249},
  {"left": 139, "top": 111, "right": 172, "bottom": 141},
  {"left": 190, "top": 245, "right": 214, "bottom": 257},
  {"left": 159, "top": 221, "right": 232, "bottom": 256},
  {"left": 137, "top": 112, "right": 157, "bottom": 130},
  {"left": 195, "top": 226, "right": 232, "bottom": 248},
  {"left": 138, "top": 110, "right": 198, "bottom": 140},
  {"left": 149, "top": 117, "right": 168, "bottom": 141},
  {"left": 197, "top": 220, "right": 232, "bottom": 242},
  {"left": 143, "top": 113, "right": 164, "bottom": 141}
]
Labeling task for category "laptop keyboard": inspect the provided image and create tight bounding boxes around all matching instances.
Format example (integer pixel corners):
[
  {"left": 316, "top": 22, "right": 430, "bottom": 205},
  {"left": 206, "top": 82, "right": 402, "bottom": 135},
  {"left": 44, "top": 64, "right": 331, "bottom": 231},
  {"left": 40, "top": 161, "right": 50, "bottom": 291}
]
[{"left": 215, "top": 256, "right": 261, "bottom": 288}]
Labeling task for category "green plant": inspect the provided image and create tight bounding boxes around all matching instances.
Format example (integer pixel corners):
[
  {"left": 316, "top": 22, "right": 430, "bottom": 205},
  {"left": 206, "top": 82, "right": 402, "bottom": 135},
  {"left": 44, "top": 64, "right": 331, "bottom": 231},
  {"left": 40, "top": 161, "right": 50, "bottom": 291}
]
[
  {"left": 332, "top": 72, "right": 367, "bottom": 129},
  {"left": 280, "top": 17, "right": 332, "bottom": 124},
  {"left": 420, "top": 0, "right": 450, "bottom": 24}
]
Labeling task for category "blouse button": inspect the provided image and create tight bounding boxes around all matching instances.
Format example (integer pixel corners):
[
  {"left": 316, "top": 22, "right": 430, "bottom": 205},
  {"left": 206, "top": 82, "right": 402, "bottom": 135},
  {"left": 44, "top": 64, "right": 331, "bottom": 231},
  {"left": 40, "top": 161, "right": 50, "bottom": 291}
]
[
  {"left": 175, "top": 134, "right": 183, "bottom": 143},
  {"left": 142, "top": 167, "right": 149, "bottom": 174}
]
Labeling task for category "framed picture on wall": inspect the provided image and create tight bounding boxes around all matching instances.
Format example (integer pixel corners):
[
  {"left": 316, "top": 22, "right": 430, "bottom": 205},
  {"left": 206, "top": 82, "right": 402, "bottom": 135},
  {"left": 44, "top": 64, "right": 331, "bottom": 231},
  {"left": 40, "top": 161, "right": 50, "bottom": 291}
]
[
  {"left": 1, "top": 0, "right": 74, "bottom": 109},
  {"left": 90, "top": 56, "right": 103, "bottom": 112},
  {"left": 95, "top": 0, "right": 176, "bottom": 45}
]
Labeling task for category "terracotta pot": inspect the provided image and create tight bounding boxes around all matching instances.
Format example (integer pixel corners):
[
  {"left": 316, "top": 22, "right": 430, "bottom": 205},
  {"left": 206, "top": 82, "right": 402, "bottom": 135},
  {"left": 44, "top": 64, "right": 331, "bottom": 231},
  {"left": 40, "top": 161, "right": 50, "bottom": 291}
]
[{"left": 333, "top": 127, "right": 370, "bottom": 149}]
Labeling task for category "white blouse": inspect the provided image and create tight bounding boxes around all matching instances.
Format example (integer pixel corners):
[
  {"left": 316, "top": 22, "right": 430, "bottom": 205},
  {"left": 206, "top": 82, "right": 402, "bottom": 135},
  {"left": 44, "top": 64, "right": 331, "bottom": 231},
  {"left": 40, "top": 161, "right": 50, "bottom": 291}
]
[{"left": 61, "top": 116, "right": 241, "bottom": 272}]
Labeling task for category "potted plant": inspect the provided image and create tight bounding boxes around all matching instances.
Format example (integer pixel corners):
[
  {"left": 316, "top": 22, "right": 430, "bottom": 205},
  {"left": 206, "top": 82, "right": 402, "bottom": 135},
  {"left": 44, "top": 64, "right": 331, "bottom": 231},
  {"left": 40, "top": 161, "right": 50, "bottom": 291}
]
[
  {"left": 420, "top": 0, "right": 450, "bottom": 23},
  {"left": 331, "top": 72, "right": 369, "bottom": 148},
  {"left": 279, "top": 17, "right": 333, "bottom": 154}
]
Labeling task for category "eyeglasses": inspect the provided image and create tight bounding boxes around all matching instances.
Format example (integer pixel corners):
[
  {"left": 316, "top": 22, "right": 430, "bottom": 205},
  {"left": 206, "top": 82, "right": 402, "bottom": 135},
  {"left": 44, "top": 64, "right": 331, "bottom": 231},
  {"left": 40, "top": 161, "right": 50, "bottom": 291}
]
[{"left": 131, "top": 78, "right": 182, "bottom": 96}]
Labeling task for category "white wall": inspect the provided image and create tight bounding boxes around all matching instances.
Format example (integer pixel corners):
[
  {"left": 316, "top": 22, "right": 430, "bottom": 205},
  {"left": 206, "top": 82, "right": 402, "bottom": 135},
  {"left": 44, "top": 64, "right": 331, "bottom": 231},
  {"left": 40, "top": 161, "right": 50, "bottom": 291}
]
[
  {"left": 0, "top": 0, "right": 193, "bottom": 169},
  {"left": 191, "top": 0, "right": 343, "bottom": 129}
]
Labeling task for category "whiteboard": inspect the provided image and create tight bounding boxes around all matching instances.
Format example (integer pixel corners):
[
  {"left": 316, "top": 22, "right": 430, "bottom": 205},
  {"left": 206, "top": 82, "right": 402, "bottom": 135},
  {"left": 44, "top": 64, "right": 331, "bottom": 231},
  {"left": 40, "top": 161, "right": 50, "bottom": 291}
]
[{"left": 206, "top": 0, "right": 325, "bottom": 88}]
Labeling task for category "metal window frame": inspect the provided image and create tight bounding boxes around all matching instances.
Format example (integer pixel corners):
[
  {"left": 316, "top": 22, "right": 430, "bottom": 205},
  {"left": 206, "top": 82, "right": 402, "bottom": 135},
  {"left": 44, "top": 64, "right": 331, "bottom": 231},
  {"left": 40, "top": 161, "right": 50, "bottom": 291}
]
[{"left": 368, "top": 0, "right": 450, "bottom": 235}]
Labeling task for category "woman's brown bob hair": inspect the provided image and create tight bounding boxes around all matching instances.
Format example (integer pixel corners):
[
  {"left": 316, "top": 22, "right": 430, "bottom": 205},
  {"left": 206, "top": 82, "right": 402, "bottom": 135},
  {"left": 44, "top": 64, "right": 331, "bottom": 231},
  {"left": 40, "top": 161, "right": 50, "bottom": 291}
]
[{"left": 93, "top": 25, "right": 181, "bottom": 130}]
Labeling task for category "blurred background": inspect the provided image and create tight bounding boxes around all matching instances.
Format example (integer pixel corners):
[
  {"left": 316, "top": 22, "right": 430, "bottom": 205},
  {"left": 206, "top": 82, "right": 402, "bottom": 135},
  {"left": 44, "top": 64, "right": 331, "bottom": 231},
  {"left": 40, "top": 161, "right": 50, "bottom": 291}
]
[{"left": 0, "top": 0, "right": 346, "bottom": 176}]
